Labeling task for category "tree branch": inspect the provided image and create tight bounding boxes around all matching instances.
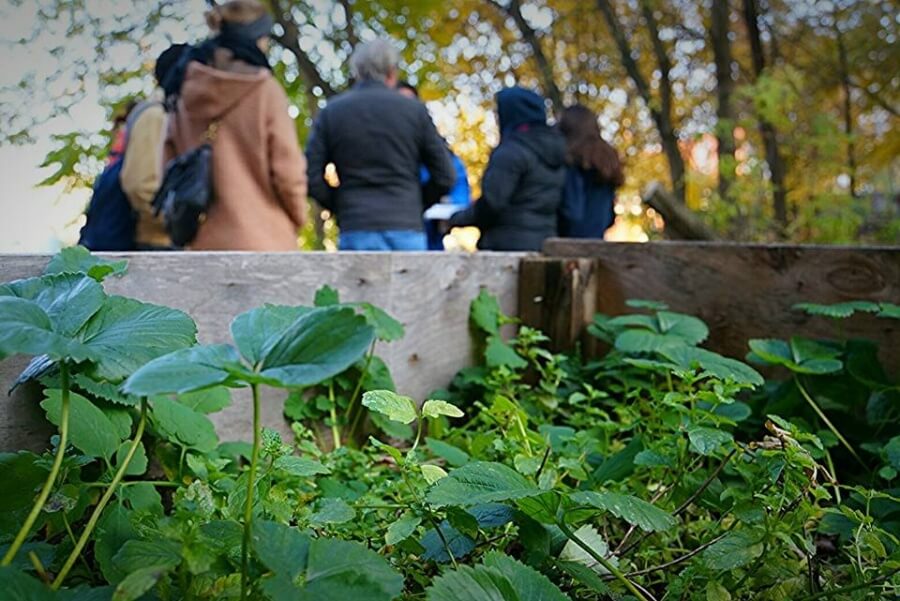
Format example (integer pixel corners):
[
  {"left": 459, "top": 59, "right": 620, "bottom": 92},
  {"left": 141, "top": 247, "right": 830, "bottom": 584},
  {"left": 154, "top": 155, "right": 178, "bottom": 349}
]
[
  {"left": 487, "top": 0, "right": 564, "bottom": 115},
  {"left": 597, "top": 0, "right": 686, "bottom": 203},
  {"left": 267, "top": 0, "right": 337, "bottom": 98}
]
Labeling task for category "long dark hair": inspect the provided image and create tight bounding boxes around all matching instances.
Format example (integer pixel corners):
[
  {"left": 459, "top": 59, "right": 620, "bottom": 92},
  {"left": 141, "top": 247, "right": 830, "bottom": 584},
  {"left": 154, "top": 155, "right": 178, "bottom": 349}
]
[{"left": 559, "top": 104, "right": 624, "bottom": 188}]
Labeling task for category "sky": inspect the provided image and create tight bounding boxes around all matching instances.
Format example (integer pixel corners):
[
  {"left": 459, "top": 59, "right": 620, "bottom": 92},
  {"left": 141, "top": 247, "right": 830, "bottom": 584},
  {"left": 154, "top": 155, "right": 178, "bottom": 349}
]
[{"left": 0, "top": 0, "right": 209, "bottom": 252}]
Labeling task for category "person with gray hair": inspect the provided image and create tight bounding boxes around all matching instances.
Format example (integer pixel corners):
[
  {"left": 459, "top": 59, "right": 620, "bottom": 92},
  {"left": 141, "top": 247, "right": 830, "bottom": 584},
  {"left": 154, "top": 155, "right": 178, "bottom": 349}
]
[
  {"left": 306, "top": 38, "right": 455, "bottom": 251},
  {"left": 350, "top": 38, "right": 400, "bottom": 83}
]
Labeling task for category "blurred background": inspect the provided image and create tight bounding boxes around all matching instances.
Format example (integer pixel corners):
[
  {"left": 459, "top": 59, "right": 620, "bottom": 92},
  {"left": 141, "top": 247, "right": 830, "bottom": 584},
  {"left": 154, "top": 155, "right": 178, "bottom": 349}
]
[{"left": 0, "top": 0, "right": 896, "bottom": 252}]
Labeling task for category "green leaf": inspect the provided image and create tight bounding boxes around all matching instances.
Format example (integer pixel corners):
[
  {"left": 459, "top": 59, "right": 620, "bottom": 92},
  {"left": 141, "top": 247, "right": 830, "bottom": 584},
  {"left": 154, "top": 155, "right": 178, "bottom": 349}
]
[
  {"left": 660, "top": 346, "right": 764, "bottom": 387},
  {"left": 386, "top": 515, "right": 421, "bottom": 545},
  {"left": 252, "top": 520, "right": 310, "bottom": 580},
  {"left": 687, "top": 426, "right": 734, "bottom": 456},
  {"left": 421, "top": 464, "right": 449, "bottom": 484},
  {"left": 471, "top": 289, "right": 502, "bottom": 335},
  {"left": 368, "top": 436, "right": 403, "bottom": 463},
  {"left": 259, "top": 307, "right": 375, "bottom": 387},
  {"left": 113, "top": 539, "right": 182, "bottom": 572},
  {"left": 878, "top": 302, "right": 900, "bottom": 319},
  {"left": 655, "top": 311, "right": 709, "bottom": 344},
  {"left": 150, "top": 396, "right": 218, "bottom": 452},
  {"left": 309, "top": 497, "right": 356, "bottom": 526},
  {"left": 257, "top": 530, "right": 403, "bottom": 601},
  {"left": 176, "top": 387, "right": 231, "bottom": 414},
  {"left": 357, "top": 302, "right": 404, "bottom": 342},
  {"left": 274, "top": 455, "right": 331, "bottom": 477},
  {"left": 702, "top": 530, "right": 764, "bottom": 570},
  {"left": 115, "top": 441, "right": 147, "bottom": 477},
  {"left": 559, "top": 524, "right": 617, "bottom": 576},
  {"left": 569, "top": 491, "right": 676, "bottom": 532},
  {"left": 748, "top": 338, "right": 842, "bottom": 374},
  {"left": 706, "top": 581, "right": 733, "bottom": 601},
  {"left": 362, "top": 389, "right": 418, "bottom": 424},
  {"left": 79, "top": 296, "right": 197, "bottom": 381},
  {"left": 793, "top": 301, "right": 879, "bottom": 319},
  {"left": 112, "top": 566, "right": 170, "bottom": 601},
  {"left": 426, "top": 438, "right": 470, "bottom": 466},
  {"left": 427, "top": 461, "right": 540, "bottom": 507},
  {"left": 485, "top": 336, "right": 527, "bottom": 369},
  {"left": 0, "top": 297, "right": 85, "bottom": 361},
  {"left": 425, "top": 551, "right": 568, "bottom": 601},
  {"left": 884, "top": 436, "right": 900, "bottom": 470},
  {"left": 42, "top": 389, "right": 123, "bottom": 459},
  {"left": 314, "top": 285, "right": 340, "bottom": 307},
  {"left": 0, "top": 566, "right": 56, "bottom": 600},
  {"left": 0, "top": 273, "right": 105, "bottom": 337},
  {"left": 44, "top": 246, "right": 128, "bottom": 281},
  {"left": 614, "top": 330, "right": 688, "bottom": 354},
  {"left": 73, "top": 374, "right": 141, "bottom": 406},
  {"left": 625, "top": 299, "right": 669, "bottom": 311},
  {"left": 592, "top": 436, "right": 643, "bottom": 484},
  {"left": 123, "top": 344, "right": 246, "bottom": 396},
  {"left": 0, "top": 452, "right": 47, "bottom": 512},
  {"left": 422, "top": 400, "right": 464, "bottom": 419},
  {"left": 230, "top": 304, "right": 311, "bottom": 366},
  {"left": 95, "top": 505, "right": 138, "bottom": 583}
]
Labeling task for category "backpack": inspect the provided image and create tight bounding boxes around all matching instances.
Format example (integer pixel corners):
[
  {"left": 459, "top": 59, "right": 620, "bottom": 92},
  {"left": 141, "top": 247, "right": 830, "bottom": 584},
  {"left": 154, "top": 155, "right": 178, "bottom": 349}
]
[{"left": 78, "top": 103, "right": 155, "bottom": 251}]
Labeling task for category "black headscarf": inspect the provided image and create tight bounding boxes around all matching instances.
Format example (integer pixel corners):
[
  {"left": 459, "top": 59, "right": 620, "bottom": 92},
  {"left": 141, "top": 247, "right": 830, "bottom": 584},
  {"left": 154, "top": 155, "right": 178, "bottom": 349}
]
[{"left": 162, "top": 13, "right": 273, "bottom": 109}]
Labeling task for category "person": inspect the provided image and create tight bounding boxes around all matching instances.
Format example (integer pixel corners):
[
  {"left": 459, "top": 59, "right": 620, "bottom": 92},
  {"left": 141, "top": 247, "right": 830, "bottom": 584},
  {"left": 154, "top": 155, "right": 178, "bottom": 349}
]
[
  {"left": 448, "top": 87, "right": 565, "bottom": 251},
  {"left": 396, "top": 81, "right": 470, "bottom": 250},
  {"left": 119, "top": 44, "right": 187, "bottom": 250},
  {"left": 163, "top": 0, "right": 307, "bottom": 250},
  {"left": 305, "top": 38, "right": 455, "bottom": 251},
  {"left": 78, "top": 102, "right": 139, "bottom": 251},
  {"left": 557, "top": 104, "right": 624, "bottom": 238}
]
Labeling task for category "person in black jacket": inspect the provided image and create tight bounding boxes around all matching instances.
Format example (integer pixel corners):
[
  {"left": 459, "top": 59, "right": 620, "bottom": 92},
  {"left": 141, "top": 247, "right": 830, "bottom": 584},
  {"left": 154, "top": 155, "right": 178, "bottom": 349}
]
[
  {"left": 305, "top": 38, "right": 455, "bottom": 251},
  {"left": 558, "top": 104, "right": 624, "bottom": 238},
  {"left": 448, "top": 86, "right": 565, "bottom": 251}
]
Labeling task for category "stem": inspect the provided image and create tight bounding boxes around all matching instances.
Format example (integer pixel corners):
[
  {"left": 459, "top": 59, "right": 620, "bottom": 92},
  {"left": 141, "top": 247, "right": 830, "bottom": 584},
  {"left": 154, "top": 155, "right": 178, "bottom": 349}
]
[
  {"left": 557, "top": 518, "right": 652, "bottom": 601},
  {"left": 29, "top": 551, "right": 49, "bottom": 584},
  {"left": 2, "top": 362, "right": 71, "bottom": 566},
  {"left": 241, "top": 383, "right": 262, "bottom": 601},
  {"left": 795, "top": 568, "right": 900, "bottom": 601},
  {"left": 328, "top": 382, "right": 341, "bottom": 450},
  {"left": 345, "top": 344, "right": 377, "bottom": 444},
  {"left": 344, "top": 341, "right": 375, "bottom": 423},
  {"left": 52, "top": 400, "right": 148, "bottom": 589},
  {"left": 795, "top": 376, "right": 865, "bottom": 469},
  {"left": 62, "top": 509, "right": 94, "bottom": 581}
]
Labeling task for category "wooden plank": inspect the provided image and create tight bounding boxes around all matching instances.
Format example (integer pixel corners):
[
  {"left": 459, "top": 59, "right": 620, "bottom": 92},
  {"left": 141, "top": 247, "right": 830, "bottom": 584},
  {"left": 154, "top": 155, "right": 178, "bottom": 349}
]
[
  {"left": 0, "top": 251, "right": 523, "bottom": 451},
  {"left": 540, "top": 239, "right": 900, "bottom": 369},
  {"left": 519, "top": 257, "right": 597, "bottom": 353}
]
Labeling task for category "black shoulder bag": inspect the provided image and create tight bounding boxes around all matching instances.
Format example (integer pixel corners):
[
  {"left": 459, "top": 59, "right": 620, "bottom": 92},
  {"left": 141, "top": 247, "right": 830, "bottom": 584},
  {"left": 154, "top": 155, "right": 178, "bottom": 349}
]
[{"left": 151, "top": 119, "right": 225, "bottom": 248}]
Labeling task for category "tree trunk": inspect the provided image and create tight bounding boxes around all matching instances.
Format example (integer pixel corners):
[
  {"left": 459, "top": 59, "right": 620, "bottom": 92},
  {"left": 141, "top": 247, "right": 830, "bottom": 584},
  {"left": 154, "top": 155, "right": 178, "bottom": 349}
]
[
  {"left": 643, "top": 183, "right": 717, "bottom": 241},
  {"left": 711, "top": 0, "right": 736, "bottom": 202},
  {"left": 742, "top": 0, "right": 788, "bottom": 232},
  {"left": 597, "top": 0, "right": 687, "bottom": 204},
  {"left": 833, "top": 19, "right": 857, "bottom": 197}
]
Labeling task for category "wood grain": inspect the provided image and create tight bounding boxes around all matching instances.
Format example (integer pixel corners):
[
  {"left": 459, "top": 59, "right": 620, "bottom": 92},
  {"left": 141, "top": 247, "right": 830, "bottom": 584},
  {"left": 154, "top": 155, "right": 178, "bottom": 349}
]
[
  {"left": 0, "top": 252, "right": 523, "bottom": 451},
  {"left": 540, "top": 239, "right": 900, "bottom": 369}
]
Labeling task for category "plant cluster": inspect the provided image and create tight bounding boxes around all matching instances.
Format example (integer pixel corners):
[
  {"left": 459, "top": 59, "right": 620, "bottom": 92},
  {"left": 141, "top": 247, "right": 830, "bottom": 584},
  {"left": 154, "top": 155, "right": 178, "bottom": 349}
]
[{"left": 0, "top": 248, "right": 898, "bottom": 600}]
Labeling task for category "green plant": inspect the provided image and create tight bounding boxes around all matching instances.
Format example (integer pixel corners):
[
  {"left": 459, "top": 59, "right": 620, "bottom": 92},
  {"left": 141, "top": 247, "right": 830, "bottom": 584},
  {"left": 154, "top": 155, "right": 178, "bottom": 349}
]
[
  {"left": 1, "top": 251, "right": 898, "bottom": 600},
  {"left": 122, "top": 303, "right": 375, "bottom": 600}
]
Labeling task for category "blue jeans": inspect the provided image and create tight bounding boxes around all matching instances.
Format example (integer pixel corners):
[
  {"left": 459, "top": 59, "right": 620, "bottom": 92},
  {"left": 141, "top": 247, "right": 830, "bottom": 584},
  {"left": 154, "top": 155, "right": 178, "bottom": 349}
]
[{"left": 339, "top": 230, "right": 427, "bottom": 251}]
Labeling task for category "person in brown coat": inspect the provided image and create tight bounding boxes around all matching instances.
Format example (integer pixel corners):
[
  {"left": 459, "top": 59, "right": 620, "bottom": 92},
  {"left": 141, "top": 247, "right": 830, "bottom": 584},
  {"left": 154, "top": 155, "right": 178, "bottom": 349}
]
[{"left": 164, "top": 0, "right": 307, "bottom": 250}]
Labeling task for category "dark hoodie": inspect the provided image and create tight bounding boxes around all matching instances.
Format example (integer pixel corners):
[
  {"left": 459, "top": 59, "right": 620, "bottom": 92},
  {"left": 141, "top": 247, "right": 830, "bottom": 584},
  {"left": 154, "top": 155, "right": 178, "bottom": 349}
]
[{"left": 450, "top": 87, "right": 565, "bottom": 251}]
